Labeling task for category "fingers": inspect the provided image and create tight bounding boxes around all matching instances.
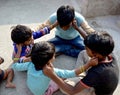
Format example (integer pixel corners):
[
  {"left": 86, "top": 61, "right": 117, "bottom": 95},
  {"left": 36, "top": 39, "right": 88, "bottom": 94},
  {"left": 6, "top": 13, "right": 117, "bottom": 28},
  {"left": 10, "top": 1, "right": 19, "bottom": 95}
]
[
  {"left": 92, "top": 57, "right": 98, "bottom": 65},
  {"left": 89, "top": 57, "right": 98, "bottom": 65}
]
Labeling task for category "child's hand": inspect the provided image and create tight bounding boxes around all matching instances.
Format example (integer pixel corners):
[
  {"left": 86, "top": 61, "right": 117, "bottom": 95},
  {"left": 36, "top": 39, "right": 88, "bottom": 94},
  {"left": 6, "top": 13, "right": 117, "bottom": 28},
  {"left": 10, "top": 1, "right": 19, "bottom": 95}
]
[
  {"left": 50, "top": 21, "right": 59, "bottom": 30},
  {"left": 72, "top": 19, "right": 78, "bottom": 30},
  {"left": 23, "top": 57, "right": 31, "bottom": 62},
  {"left": 88, "top": 57, "right": 98, "bottom": 66},
  {"left": 43, "top": 63, "right": 55, "bottom": 78},
  {"left": 13, "top": 44, "right": 22, "bottom": 63}
]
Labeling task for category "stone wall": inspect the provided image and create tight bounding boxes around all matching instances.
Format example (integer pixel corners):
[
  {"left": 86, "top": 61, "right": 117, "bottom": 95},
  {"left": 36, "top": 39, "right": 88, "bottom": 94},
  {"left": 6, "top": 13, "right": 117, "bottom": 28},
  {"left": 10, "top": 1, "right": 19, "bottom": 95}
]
[{"left": 73, "top": 0, "right": 120, "bottom": 17}]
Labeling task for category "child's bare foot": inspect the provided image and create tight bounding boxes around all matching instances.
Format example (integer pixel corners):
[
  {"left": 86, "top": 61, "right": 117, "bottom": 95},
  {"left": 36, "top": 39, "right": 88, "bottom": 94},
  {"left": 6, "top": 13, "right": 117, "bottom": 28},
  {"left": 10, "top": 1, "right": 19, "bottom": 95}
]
[{"left": 5, "top": 82, "right": 16, "bottom": 88}]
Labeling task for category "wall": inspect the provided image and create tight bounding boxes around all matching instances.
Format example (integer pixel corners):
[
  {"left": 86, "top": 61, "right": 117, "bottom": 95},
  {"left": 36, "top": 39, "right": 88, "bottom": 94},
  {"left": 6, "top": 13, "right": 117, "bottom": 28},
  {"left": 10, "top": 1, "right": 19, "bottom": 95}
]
[{"left": 74, "top": 0, "right": 120, "bottom": 17}]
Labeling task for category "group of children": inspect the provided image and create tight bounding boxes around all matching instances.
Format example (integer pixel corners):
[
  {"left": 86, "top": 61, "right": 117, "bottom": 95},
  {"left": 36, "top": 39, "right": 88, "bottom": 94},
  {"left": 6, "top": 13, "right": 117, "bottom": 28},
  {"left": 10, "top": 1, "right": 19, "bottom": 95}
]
[{"left": 0, "top": 5, "right": 119, "bottom": 95}]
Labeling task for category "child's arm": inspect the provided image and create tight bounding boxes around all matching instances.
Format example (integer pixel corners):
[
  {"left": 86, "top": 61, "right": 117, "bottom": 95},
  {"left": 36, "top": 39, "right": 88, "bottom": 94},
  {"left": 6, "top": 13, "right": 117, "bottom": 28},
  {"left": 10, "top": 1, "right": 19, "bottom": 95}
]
[
  {"left": 48, "top": 21, "right": 58, "bottom": 30},
  {"left": 13, "top": 44, "right": 22, "bottom": 63},
  {"left": 81, "top": 21, "right": 95, "bottom": 34},
  {"left": 43, "top": 57, "right": 98, "bottom": 78},
  {"left": 35, "top": 20, "right": 51, "bottom": 31},
  {"left": 72, "top": 19, "right": 87, "bottom": 39},
  {"left": 33, "top": 21, "right": 58, "bottom": 39},
  {"left": 75, "top": 57, "right": 98, "bottom": 76},
  {"left": 43, "top": 58, "right": 97, "bottom": 95},
  {"left": 43, "top": 63, "right": 87, "bottom": 95}
]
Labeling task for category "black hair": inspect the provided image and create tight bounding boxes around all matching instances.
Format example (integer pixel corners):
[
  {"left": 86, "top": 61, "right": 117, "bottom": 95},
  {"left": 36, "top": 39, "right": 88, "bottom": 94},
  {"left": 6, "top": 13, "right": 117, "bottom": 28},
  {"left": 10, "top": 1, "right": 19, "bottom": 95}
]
[
  {"left": 31, "top": 41, "right": 55, "bottom": 71},
  {"left": 84, "top": 32, "right": 114, "bottom": 56},
  {"left": 57, "top": 5, "right": 75, "bottom": 27},
  {"left": 11, "top": 25, "right": 32, "bottom": 44}
]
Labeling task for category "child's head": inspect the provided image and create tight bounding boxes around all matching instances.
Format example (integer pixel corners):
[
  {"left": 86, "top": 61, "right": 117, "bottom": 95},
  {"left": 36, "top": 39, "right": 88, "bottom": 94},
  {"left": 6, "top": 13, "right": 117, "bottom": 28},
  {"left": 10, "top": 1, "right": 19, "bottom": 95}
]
[
  {"left": 31, "top": 41, "right": 55, "bottom": 71},
  {"left": 57, "top": 5, "right": 75, "bottom": 30},
  {"left": 11, "top": 25, "right": 33, "bottom": 45},
  {"left": 84, "top": 32, "right": 114, "bottom": 57}
]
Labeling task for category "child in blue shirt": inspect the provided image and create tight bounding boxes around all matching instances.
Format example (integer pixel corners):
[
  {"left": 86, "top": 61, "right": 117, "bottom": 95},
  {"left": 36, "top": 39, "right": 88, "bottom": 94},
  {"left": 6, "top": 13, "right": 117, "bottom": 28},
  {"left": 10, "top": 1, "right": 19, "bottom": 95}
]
[
  {"left": 11, "top": 22, "right": 57, "bottom": 63},
  {"left": 36, "top": 5, "right": 95, "bottom": 57},
  {"left": 12, "top": 41, "right": 98, "bottom": 95}
]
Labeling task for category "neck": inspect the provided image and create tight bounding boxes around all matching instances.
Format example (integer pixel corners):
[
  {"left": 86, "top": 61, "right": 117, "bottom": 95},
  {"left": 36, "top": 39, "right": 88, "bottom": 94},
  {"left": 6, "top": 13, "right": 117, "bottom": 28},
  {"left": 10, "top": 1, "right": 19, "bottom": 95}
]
[{"left": 99, "top": 55, "right": 112, "bottom": 64}]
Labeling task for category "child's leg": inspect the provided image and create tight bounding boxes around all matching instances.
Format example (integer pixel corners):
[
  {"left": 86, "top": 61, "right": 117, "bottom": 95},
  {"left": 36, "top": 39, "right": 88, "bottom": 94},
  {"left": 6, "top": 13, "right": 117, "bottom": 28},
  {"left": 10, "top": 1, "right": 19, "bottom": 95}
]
[
  {"left": 58, "top": 36, "right": 85, "bottom": 57},
  {"left": 75, "top": 50, "right": 90, "bottom": 68},
  {"left": 45, "top": 80, "right": 59, "bottom": 95},
  {"left": 3, "top": 68, "right": 16, "bottom": 88},
  {"left": 49, "top": 36, "right": 67, "bottom": 56},
  {"left": 49, "top": 36, "right": 65, "bottom": 53},
  {"left": 64, "top": 36, "right": 85, "bottom": 57},
  {"left": 61, "top": 77, "right": 95, "bottom": 95},
  {"left": 49, "top": 36, "right": 84, "bottom": 57}
]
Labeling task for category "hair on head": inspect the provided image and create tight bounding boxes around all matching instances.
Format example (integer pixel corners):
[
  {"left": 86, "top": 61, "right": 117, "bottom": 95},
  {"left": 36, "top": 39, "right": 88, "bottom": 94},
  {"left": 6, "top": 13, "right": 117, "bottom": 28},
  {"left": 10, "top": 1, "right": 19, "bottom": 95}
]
[
  {"left": 57, "top": 5, "right": 75, "bottom": 27},
  {"left": 11, "top": 25, "right": 32, "bottom": 44},
  {"left": 84, "top": 31, "right": 114, "bottom": 56},
  {"left": 31, "top": 41, "right": 55, "bottom": 70}
]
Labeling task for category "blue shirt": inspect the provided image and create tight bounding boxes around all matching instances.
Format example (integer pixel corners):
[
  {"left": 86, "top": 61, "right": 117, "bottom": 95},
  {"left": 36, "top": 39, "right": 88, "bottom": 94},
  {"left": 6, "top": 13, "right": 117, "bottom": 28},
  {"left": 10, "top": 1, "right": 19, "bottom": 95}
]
[
  {"left": 49, "top": 12, "right": 85, "bottom": 40},
  {"left": 12, "top": 62, "right": 76, "bottom": 95}
]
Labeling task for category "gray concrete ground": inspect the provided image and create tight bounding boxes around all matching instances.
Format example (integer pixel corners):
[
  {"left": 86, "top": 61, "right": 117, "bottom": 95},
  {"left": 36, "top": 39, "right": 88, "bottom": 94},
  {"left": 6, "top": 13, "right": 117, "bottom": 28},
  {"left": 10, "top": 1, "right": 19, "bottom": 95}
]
[
  {"left": 0, "top": 0, "right": 77, "bottom": 25},
  {"left": 0, "top": 0, "right": 120, "bottom": 95}
]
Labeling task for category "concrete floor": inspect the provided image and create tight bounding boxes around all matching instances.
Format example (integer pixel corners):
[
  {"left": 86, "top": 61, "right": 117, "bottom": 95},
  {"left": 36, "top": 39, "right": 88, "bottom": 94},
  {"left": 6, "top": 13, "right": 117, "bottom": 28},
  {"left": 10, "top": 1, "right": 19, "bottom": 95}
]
[
  {"left": 0, "top": 0, "right": 79, "bottom": 25},
  {"left": 0, "top": 0, "right": 120, "bottom": 95}
]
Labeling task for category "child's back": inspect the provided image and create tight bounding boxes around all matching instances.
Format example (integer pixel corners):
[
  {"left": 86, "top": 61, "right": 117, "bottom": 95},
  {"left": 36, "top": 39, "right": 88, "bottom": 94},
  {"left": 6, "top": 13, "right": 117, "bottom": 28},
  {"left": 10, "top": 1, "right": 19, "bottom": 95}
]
[{"left": 12, "top": 41, "right": 55, "bottom": 95}]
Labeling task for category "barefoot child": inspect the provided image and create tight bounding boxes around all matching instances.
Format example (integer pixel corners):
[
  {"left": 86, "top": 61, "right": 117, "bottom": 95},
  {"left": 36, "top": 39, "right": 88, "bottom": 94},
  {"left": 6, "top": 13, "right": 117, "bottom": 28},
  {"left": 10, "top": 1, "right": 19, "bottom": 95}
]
[{"left": 0, "top": 57, "right": 15, "bottom": 88}]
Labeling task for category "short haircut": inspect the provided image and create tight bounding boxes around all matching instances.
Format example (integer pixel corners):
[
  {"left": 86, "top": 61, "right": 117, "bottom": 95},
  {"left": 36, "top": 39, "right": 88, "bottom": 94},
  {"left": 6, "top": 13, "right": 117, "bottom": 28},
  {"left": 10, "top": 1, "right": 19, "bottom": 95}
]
[
  {"left": 84, "top": 32, "right": 114, "bottom": 56},
  {"left": 57, "top": 5, "right": 75, "bottom": 27},
  {"left": 31, "top": 41, "right": 55, "bottom": 70},
  {"left": 11, "top": 25, "right": 32, "bottom": 44}
]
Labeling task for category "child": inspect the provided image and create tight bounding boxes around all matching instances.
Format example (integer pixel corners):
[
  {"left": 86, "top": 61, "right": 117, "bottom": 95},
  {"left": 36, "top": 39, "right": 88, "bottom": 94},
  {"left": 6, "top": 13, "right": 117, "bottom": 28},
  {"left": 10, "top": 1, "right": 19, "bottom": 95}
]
[
  {"left": 43, "top": 32, "right": 119, "bottom": 95},
  {"left": 36, "top": 5, "right": 95, "bottom": 57},
  {"left": 11, "top": 22, "right": 57, "bottom": 63},
  {"left": 0, "top": 56, "right": 15, "bottom": 88},
  {"left": 12, "top": 41, "right": 98, "bottom": 95}
]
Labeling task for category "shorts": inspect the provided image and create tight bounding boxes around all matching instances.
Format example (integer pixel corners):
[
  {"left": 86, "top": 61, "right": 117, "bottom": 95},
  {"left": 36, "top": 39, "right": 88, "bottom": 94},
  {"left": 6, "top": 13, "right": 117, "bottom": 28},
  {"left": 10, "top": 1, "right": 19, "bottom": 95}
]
[{"left": 0, "top": 70, "right": 4, "bottom": 81}]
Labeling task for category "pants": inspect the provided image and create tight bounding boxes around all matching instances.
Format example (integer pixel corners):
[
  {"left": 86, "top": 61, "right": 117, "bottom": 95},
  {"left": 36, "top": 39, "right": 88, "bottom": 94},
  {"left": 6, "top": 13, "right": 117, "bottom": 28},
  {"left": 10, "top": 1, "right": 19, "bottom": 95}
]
[{"left": 49, "top": 36, "right": 85, "bottom": 57}]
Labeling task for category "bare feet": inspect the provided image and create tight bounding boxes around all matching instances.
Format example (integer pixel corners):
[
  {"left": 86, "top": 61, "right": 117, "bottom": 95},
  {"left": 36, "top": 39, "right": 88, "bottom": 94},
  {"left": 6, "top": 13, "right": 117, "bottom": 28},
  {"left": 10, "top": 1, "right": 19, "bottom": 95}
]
[{"left": 5, "top": 82, "right": 16, "bottom": 88}]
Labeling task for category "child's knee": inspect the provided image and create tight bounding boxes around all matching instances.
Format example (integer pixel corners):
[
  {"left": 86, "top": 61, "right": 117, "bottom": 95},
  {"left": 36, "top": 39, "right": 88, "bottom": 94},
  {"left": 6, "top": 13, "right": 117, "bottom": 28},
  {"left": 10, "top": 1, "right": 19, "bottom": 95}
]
[
  {"left": 7, "top": 68, "right": 14, "bottom": 73},
  {"left": 5, "top": 68, "right": 14, "bottom": 76}
]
